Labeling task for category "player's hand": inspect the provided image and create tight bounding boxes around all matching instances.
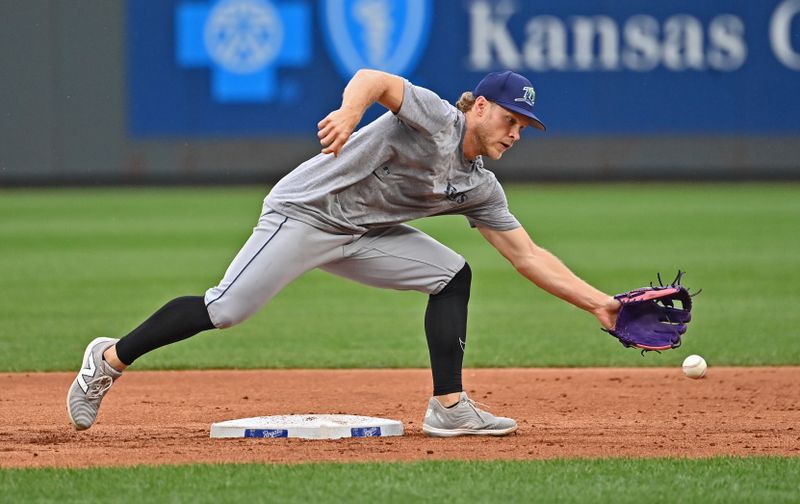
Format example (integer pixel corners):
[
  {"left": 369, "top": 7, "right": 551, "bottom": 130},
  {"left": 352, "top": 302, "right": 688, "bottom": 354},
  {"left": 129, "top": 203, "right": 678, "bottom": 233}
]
[
  {"left": 317, "top": 107, "right": 362, "bottom": 157},
  {"left": 592, "top": 297, "right": 622, "bottom": 331}
]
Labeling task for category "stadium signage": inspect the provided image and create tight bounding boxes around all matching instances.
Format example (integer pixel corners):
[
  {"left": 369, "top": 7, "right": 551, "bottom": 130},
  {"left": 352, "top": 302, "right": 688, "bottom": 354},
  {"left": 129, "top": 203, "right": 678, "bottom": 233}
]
[
  {"left": 467, "top": 0, "right": 799, "bottom": 72},
  {"left": 128, "top": 0, "right": 800, "bottom": 136},
  {"left": 771, "top": 0, "right": 800, "bottom": 70}
]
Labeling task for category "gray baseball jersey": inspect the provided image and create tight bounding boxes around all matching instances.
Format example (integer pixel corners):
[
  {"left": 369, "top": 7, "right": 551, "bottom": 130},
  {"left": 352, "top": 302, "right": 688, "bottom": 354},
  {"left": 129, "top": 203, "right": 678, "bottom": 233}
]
[
  {"left": 265, "top": 79, "right": 521, "bottom": 234},
  {"left": 206, "top": 80, "right": 521, "bottom": 328}
]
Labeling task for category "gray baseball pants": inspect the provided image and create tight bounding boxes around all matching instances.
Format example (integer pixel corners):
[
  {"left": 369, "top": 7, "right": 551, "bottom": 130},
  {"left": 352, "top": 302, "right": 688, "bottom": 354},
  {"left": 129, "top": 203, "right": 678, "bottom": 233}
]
[{"left": 204, "top": 208, "right": 465, "bottom": 328}]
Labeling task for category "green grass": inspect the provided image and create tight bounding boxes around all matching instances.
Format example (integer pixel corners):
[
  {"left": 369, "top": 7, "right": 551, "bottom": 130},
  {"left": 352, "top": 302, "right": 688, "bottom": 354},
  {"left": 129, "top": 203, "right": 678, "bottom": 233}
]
[
  {"left": 1, "top": 183, "right": 798, "bottom": 371},
  {"left": 1, "top": 457, "right": 798, "bottom": 504}
]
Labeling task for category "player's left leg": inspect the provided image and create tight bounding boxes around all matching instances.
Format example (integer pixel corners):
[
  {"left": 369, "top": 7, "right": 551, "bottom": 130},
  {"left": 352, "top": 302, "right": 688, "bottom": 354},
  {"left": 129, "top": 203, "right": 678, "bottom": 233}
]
[
  {"left": 319, "top": 224, "right": 467, "bottom": 397},
  {"left": 319, "top": 225, "right": 516, "bottom": 437}
]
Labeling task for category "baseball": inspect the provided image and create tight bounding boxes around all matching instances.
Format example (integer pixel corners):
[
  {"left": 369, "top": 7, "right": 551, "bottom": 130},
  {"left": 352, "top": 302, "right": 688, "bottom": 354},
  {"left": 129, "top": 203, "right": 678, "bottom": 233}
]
[{"left": 682, "top": 354, "right": 707, "bottom": 379}]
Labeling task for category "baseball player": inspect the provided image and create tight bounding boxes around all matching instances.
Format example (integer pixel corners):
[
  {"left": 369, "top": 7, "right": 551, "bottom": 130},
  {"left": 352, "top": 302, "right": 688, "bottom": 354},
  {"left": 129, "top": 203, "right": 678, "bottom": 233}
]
[{"left": 67, "top": 69, "right": 621, "bottom": 437}]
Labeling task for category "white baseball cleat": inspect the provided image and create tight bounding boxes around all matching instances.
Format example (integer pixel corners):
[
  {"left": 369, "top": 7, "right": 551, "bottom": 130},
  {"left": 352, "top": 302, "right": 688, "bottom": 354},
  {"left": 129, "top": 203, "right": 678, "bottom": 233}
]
[
  {"left": 66, "top": 337, "right": 122, "bottom": 430},
  {"left": 422, "top": 392, "right": 517, "bottom": 437}
]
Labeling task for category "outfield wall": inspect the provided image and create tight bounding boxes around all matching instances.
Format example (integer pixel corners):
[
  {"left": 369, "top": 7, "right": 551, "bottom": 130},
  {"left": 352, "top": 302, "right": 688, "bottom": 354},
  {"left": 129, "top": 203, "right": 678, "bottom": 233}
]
[{"left": 1, "top": 0, "right": 799, "bottom": 185}]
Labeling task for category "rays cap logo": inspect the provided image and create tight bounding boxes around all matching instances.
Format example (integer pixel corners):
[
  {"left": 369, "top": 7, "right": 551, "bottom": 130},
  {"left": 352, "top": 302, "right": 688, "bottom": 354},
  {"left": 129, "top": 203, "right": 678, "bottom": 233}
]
[
  {"left": 321, "top": 0, "right": 432, "bottom": 79},
  {"left": 176, "top": 0, "right": 311, "bottom": 102},
  {"left": 473, "top": 71, "right": 546, "bottom": 131}
]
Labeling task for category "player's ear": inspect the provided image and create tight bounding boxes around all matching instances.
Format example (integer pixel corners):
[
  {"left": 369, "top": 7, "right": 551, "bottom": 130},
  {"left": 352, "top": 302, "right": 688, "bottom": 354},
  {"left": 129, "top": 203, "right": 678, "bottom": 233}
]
[{"left": 474, "top": 96, "right": 490, "bottom": 117}]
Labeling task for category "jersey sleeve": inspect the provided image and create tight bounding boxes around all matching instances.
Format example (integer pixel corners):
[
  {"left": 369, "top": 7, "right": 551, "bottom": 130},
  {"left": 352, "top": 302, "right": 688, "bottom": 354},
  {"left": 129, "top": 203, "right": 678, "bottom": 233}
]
[
  {"left": 395, "top": 80, "right": 456, "bottom": 136},
  {"left": 463, "top": 179, "right": 521, "bottom": 231}
]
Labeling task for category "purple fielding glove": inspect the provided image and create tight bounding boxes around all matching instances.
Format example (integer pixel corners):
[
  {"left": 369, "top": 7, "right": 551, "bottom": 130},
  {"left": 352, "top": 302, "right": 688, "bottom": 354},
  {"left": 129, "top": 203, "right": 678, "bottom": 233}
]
[{"left": 605, "top": 271, "right": 695, "bottom": 353}]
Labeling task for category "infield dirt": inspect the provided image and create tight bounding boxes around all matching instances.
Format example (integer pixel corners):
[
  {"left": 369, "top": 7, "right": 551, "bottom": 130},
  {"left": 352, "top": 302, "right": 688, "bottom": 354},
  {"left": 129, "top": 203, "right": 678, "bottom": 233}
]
[{"left": 2, "top": 368, "right": 798, "bottom": 468}]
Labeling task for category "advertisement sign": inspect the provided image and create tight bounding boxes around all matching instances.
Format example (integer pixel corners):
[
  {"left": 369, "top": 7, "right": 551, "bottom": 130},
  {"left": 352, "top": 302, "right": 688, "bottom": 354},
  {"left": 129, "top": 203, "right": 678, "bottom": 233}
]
[{"left": 127, "top": 0, "right": 800, "bottom": 136}]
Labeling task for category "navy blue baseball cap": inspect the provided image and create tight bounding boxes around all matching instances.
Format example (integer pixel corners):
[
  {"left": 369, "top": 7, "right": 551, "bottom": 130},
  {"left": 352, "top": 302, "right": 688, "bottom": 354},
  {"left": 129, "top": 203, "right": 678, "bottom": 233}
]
[{"left": 473, "top": 71, "right": 546, "bottom": 131}]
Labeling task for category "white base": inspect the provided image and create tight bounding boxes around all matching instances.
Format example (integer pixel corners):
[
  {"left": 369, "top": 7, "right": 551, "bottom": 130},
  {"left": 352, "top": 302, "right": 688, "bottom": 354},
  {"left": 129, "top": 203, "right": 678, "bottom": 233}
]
[{"left": 210, "top": 414, "right": 404, "bottom": 439}]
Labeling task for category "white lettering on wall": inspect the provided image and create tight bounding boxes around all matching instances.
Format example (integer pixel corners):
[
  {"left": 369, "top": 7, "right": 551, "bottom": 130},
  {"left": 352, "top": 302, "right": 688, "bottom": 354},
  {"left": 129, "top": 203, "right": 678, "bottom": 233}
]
[
  {"left": 524, "top": 15, "right": 568, "bottom": 70},
  {"left": 572, "top": 16, "right": 619, "bottom": 70},
  {"left": 467, "top": 1, "right": 748, "bottom": 72},
  {"left": 663, "top": 15, "right": 705, "bottom": 70},
  {"left": 770, "top": 0, "right": 800, "bottom": 70},
  {"left": 622, "top": 15, "right": 661, "bottom": 71},
  {"left": 469, "top": 0, "right": 521, "bottom": 69},
  {"left": 708, "top": 15, "right": 747, "bottom": 71}
]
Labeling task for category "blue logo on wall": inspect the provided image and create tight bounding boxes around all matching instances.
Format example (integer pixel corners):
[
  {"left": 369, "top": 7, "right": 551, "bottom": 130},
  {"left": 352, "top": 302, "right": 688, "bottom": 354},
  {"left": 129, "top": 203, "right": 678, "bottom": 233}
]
[
  {"left": 321, "top": 0, "right": 432, "bottom": 79},
  {"left": 176, "top": 0, "right": 311, "bottom": 102}
]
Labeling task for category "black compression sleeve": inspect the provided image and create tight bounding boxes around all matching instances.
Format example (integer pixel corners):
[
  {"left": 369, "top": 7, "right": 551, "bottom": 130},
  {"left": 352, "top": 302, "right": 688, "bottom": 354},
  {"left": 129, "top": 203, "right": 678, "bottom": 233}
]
[
  {"left": 114, "top": 296, "right": 215, "bottom": 365},
  {"left": 424, "top": 263, "right": 471, "bottom": 396}
]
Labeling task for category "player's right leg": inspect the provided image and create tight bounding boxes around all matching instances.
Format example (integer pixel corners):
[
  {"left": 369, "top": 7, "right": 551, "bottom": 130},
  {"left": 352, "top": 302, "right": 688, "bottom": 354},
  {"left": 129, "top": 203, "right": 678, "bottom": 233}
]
[
  {"left": 68, "top": 295, "right": 215, "bottom": 430},
  {"left": 202, "top": 211, "right": 355, "bottom": 328},
  {"left": 67, "top": 210, "right": 353, "bottom": 430},
  {"left": 66, "top": 337, "right": 122, "bottom": 430}
]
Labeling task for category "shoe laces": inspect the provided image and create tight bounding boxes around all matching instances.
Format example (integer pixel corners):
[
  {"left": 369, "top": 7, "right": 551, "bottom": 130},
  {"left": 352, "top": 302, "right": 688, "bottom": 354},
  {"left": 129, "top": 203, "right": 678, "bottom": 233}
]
[
  {"left": 85, "top": 375, "right": 113, "bottom": 400},
  {"left": 462, "top": 396, "right": 494, "bottom": 420}
]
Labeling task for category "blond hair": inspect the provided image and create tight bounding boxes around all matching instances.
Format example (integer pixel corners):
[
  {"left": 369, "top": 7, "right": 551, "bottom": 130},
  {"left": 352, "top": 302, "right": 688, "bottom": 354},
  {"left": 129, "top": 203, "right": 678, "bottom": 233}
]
[{"left": 456, "top": 91, "right": 476, "bottom": 112}]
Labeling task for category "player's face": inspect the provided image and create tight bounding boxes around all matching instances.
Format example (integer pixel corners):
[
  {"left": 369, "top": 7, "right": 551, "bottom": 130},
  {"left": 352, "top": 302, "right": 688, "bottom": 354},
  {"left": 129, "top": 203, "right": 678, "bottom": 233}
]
[{"left": 474, "top": 103, "right": 529, "bottom": 160}]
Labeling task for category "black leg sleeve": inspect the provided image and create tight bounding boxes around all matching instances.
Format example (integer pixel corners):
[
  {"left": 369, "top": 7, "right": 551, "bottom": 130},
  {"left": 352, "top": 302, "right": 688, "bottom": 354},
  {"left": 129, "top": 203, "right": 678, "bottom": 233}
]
[
  {"left": 424, "top": 263, "right": 471, "bottom": 396},
  {"left": 114, "top": 296, "right": 215, "bottom": 365}
]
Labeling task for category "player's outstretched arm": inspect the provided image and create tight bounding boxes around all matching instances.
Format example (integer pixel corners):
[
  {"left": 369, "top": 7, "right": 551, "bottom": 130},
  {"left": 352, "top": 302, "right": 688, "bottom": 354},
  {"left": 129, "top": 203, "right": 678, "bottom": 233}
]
[
  {"left": 317, "top": 69, "right": 405, "bottom": 157},
  {"left": 478, "top": 226, "right": 620, "bottom": 330}
]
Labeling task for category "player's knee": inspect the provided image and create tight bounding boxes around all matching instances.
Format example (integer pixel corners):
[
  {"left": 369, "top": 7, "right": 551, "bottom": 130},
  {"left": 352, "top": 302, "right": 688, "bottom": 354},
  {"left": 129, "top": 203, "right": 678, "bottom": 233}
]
[
  {"left": 206, "top": 304, "right": 255, "bottom": 329},
  {"left": 209, "top": 312, "right": 243, "bottom": 329},
  {"left": 435, "top": 262, "right": 472, "bottom": 298}
]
